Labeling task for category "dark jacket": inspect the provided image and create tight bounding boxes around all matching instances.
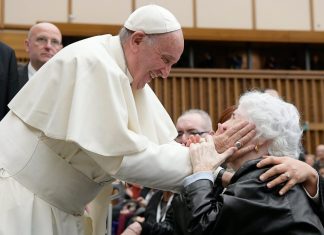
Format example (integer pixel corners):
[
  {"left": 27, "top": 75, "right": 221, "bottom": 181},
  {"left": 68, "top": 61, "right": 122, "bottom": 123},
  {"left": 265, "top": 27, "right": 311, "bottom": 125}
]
[
  {"left": 141, "top": 190, "right": 174, "bottom": 235},
  {"left": 319, "top": 175, "right": 324, "bottom": 225},
  {"left": 179, "top": 158, "right": 324, "bottom": 235},
  {"left": 0, "top": 41, "right": 19, "bottom": 120},
  {"left": 172, "top": 186, "right": 223, "bottom": 235},
  {"left": 17, "top": 63, "right": 29, "bottom": 89}
]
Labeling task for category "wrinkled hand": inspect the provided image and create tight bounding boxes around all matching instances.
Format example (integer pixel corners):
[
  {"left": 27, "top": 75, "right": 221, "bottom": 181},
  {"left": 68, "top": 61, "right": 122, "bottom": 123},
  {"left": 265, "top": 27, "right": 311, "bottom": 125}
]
[
  {"left": 189, "top": 135, "right": 236, "bottom": 173},
  {"left": 121, "top": 222, "right": 142, "bottom": 235},
  {"left": 257, "top": 156, "right": 319, "bottom": 196},
  {"left": 214, "top": 121, "right": 256, "bottom": 160}
]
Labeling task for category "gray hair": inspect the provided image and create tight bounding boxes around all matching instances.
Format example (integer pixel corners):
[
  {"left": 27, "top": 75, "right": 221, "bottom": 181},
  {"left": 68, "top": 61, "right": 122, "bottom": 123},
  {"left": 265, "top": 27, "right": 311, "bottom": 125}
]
[
  {"left": 119, "top": 27, "right": 133, "bottom": 44},
  {"left": 237, "top": 91, "right": 302, "bottom": 158},
  {"left": 179, "top": 109, "right": 213, "bottom": 131},
  {"left": 119, "top": 27, "right": 158, "bottom": 46}
]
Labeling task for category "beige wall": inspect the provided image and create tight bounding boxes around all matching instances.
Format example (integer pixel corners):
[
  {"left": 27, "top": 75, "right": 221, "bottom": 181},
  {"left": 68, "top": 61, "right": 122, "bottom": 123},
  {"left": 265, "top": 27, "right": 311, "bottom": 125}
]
[
  {"left": 136, "top": 0, "right": 194, "bottom": 27},
  {"left": 314, "top": 0, "right": 324, "bottom": 31},
  {"left": 3, "top": 0, "right": 323, "bottom": 32},
  {"left": 5, "top": 0, "right": 67, "bottom": 24},
  {"left": 71, "top": 0, "right": 131, "bottom": 24},
  {"left": 255, "top": 0, "right": 311, "bottom": 30},
  {"left": 196, "top": 0, "right": 253, "bottom": 29}
]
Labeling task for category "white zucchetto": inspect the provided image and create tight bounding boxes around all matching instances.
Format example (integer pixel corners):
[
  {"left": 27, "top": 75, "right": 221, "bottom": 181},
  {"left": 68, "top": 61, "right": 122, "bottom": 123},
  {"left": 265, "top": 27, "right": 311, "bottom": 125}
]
[{"left": 124, "top": 4, "right": 181, "bottom": 34}]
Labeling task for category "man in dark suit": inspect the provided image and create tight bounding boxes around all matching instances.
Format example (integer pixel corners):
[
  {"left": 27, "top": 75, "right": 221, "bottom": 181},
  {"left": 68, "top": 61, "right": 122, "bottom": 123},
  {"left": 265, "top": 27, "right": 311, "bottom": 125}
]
[
  {"left": 0, "top": 41, "right": 19, "bottom": 120},
  {"left": 18, "top": 22, "right": 62, "bottom": 88}
]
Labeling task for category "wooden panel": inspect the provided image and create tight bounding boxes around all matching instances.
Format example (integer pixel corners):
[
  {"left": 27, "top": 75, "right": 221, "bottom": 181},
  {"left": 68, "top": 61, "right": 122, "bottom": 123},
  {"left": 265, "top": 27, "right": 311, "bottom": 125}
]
[
  {"left": 181, "top": 28, "right": 324, "bottom": 43},
  {"left": 150, "top": 69, "right": 324, "bottom": 154},
  {"left": 0, "top": 30, "right": 28, "bottom": 62}
]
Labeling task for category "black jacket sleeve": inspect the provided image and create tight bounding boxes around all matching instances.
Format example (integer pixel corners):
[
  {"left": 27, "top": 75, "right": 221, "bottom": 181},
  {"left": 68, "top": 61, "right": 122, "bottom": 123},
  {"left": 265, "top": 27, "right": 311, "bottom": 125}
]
[
  {"left": 182, "top": 179, "right": 223, "bottom": 235},
  {"left": 182, "top": 176, "right": 324, "bottom": 235},
  {"left": 318, "top": 175, "right": 324, "bottom": 225}
]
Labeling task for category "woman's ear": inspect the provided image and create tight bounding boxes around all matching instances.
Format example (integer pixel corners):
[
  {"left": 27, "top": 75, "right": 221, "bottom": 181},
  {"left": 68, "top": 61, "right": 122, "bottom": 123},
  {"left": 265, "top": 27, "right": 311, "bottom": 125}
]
[{"left": 256, "top": 139, "right": 270, "bottom": 151}]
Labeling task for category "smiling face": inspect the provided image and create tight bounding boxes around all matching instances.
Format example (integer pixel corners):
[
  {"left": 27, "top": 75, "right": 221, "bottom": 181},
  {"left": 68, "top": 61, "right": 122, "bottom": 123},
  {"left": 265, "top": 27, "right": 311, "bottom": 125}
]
[{"left": 127, "top": 30, "right": 184, "bottom": 90}]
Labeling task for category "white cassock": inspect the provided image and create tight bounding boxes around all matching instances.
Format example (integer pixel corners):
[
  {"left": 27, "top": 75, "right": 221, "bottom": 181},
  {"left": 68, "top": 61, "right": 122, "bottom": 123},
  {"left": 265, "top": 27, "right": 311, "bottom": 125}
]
[{"left": 0, "top": 35, "right": 191, "bottom": 235}]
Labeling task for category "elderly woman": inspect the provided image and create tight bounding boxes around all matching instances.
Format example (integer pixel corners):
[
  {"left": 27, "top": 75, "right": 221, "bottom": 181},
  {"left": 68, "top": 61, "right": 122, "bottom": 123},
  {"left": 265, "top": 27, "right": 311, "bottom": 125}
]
[{"left": 179, "top": 91, "right": 324, "bottom": 234}]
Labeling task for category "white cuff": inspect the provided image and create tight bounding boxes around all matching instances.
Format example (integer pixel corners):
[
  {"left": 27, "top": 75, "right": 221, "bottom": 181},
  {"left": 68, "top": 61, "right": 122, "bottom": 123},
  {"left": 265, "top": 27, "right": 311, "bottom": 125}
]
[
  {"left": 212, "top": 166, "right": 224, "bottom": 180},
  {"left": 183, "top": 171, "right": 213, "bottom": 187},
  {"left": 303, "top": 173, "right": 319, "bottom": 204}
]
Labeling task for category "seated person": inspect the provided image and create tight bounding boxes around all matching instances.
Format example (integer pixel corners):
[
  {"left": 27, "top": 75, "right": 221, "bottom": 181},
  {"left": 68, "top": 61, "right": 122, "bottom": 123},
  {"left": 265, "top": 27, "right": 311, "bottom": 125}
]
[
  {"left": 179, "top": 91, "right": 324, "bottom": 234},
  {"left": 139, "top": 190, "right": 174, "bottom": 235}
]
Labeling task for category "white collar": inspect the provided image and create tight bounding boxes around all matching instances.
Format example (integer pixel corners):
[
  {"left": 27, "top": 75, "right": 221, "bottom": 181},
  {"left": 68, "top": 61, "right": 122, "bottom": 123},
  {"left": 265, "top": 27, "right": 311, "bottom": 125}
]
[
  {"left": 156, "top": 193, "right": 174, "bottom": 222},
  {"left": 28, "top": 62, "right": 37, "bottom": 79}
]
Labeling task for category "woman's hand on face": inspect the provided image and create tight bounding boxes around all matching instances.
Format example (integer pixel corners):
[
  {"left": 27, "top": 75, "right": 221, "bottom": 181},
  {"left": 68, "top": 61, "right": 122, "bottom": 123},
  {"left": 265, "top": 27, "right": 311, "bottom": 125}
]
[
  {"left": 213, "top": 121, "right": 256, "bottom": 160},
  {"left": 257, "top": 156, "right": 319, "bottom": 196},
  {"left": 189, "top": 135, "right": 236, "bottom": 173}
]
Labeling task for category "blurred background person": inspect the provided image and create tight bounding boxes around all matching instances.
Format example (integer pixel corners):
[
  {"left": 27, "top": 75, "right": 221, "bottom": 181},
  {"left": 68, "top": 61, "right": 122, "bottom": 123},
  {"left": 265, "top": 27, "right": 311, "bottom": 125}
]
[
  {"left": 18, "top": 22, "right": 62, "bottom": 88},
  {"left": 319, "top": 165, "right": 324, "bottom": 178},
  {"left": 314, "top": 144, "right": 324, "bottom": 172},
  {"left": 305, "top": 153, "right": 316, "bottom": 167},
  {"left": 175, "top": 109, "right": 214, "bottom": 145}
]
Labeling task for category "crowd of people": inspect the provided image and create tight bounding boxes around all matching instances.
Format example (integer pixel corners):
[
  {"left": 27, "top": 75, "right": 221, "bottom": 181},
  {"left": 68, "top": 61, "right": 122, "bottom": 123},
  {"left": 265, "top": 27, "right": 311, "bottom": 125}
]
[{"left": 0, "top": 4, "right": 323, "bottom": 235}]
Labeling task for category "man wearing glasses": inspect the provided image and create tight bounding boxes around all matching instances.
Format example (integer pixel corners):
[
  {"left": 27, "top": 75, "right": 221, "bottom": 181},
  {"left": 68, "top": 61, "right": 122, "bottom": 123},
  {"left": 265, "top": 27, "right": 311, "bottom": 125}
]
[
  {"left": 18, "top": 22, "right": 62, "bottom": 88},
  {"left": 175, "top": 109, "right": 214, "bottom": 144}
]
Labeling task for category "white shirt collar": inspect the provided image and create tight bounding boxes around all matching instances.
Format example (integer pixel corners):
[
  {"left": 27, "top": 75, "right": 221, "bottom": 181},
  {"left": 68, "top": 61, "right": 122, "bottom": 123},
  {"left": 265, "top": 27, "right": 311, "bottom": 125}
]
[{"left": 28, "top": 62, "right": 37, "bottom": 79}]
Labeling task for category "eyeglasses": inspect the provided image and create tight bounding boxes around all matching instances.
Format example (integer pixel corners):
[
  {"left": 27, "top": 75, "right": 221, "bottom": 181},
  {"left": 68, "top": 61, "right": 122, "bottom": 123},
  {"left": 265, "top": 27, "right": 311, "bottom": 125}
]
[
  {"left": 35, "top": 36, "right": 61, "bottom": 48},
  {"left": 175, "top": 130, "right": 209, "bottom": 140}
]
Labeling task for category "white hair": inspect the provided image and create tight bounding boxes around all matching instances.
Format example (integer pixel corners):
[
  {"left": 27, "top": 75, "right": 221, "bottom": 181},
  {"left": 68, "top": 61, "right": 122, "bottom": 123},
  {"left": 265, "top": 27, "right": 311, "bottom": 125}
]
[{"left": 237, "top": 91, "right": 303, "bottom": 158}]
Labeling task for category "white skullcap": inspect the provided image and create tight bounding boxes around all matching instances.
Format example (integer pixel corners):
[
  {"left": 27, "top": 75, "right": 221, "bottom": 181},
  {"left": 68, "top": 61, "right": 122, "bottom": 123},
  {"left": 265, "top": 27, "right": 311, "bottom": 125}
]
[{"left": 124, "top": 4, "right": 181, "bottom": 34}]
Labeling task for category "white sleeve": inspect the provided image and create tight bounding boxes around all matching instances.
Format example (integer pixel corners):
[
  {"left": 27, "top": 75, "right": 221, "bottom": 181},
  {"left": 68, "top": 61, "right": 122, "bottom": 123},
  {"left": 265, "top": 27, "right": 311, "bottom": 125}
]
[
  {"left": 303, "top": 173, "right": 320, "bottom": 204},
  {"left": 113, "top": 141, "right": 191, "bottom": 193},
  {"left": 183, "top": 171, "right": 214, "bottom": 187}
]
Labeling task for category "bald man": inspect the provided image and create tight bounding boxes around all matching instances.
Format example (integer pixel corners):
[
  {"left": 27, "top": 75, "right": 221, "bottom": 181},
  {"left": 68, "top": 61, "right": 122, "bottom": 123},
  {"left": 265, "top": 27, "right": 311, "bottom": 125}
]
[{"left": 18, "top": 22, "right": 62, "bottom": 88}]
